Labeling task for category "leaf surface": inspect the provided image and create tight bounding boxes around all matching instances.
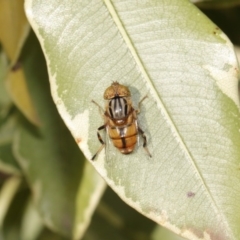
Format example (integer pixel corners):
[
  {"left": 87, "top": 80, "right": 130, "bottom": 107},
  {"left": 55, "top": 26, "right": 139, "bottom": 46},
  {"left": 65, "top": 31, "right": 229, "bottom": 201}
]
[
  {"left": 0, "top": 52, "right": 12, "bottom": 120},
  {"left": 0, "top": 113, "right": 21, "bottom": 175},
  {"left": 0, "top": 0, "right": 30, "bottom": 64},
  {"left": 13, "top": 32, "right": 105, "bottom": 238},
  {"left": 6, "top": 67, "right": 40, "bottom": 126}
]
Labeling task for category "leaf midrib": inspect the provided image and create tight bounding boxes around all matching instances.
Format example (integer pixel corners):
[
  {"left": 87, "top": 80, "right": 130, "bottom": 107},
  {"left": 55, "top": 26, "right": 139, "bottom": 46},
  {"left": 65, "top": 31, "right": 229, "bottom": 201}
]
[{"left": 103, "top": 0, "right": 233, "bottom": 236}]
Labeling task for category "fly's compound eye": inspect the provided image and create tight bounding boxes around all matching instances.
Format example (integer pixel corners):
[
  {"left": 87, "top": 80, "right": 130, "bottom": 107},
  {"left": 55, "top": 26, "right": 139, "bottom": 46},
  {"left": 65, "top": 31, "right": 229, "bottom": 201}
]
[{"left": 104, "top": 81, "right": 131, "bottom": 100}]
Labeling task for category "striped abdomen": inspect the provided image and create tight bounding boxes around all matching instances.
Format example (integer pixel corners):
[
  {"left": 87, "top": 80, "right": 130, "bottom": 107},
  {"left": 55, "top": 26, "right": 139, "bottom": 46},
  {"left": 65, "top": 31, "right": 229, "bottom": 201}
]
[{"left": 107, "top": 112, "right": 138, "bottom": 154}]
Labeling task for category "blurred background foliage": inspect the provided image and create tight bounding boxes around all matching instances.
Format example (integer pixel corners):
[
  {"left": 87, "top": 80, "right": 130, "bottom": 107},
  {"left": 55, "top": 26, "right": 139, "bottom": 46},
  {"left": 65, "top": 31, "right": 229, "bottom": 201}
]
[{"left": 0, "top": 0, "right": 239, "bottom": 240}]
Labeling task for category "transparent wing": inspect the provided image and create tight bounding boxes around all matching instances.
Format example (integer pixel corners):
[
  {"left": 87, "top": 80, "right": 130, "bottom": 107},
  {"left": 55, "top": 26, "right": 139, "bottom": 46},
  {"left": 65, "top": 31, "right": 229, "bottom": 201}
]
[{"left": 104, "top": 126, "right": 117, "bottom": 180}]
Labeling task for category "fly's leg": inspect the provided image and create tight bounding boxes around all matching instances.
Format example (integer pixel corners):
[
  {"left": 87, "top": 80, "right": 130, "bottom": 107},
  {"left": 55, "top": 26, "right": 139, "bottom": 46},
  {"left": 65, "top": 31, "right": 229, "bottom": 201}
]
[
  {"left": 92, "top": 100, "right": 105, "bottom": 117},
  {"left": 91, "top": 100, "right": 106, "bottom": 160},
  {"left": 91, "top": 124, "right": 106, "bottom": 160},
  {"left": 136, "top": 95, "right": 148, "bottom": 114},
  {"left": 138, "top": 126, "right": 152, "bottom": 157},
  {"left": 135, "top": 96, "right": 151, "bottom": 156}
]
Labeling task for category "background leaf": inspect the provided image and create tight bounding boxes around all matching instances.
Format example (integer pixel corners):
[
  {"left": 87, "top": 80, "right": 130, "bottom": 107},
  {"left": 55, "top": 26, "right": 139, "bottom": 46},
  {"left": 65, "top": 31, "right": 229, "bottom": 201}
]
[
  {"left": 25, "top": 0, "right": 240, "bottom": 239},
  {"left": 0, "top": 0, "right": 39, "bottom": 126},
  {"left": 192, "top": 0, "right": 240, "bottom": 8},
  {"left": 0, "top": 0, "right": 30, "bottom": 64},
  {"left": 20, "top": 197, "right": 44, "bottom": 240},
  {"left": 74, "top": 161, "right": 106, "bottom": 240},
  {"left": 0, "top": 177, "right": 21, "bottom": 227},
  {"left": 152, "top": 226, "right": 186, "bottom": 240},
  {"left": 0, "top": 52, "right": 12, "bottom": 121},
  {"left": 0, "top": 112, "right": 21, "bottom": 175},
  {"left": 6, "top": 66, "right": 40, "bottom": 126},
  {"left": 13, "top": 31, "right": 105, "bottom": 238},
  {"left": 2, "top": 184, "right": 30, "bottom": 240}
]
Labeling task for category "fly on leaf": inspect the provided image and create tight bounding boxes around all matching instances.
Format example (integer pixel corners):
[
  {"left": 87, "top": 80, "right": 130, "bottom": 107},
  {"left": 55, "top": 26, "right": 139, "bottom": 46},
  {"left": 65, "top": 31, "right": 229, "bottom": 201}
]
[{"left": 92, "top": 82, "right": 151, "bottom": 160}]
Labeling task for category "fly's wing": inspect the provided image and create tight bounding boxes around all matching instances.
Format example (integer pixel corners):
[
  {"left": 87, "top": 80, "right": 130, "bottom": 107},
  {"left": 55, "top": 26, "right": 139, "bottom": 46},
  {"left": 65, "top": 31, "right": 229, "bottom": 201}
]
[
  {"left": 136, "top": 119, "right": 152, "bottom": 158},
  {"left": 135, "top": 119, "right": 140, "bottom": 148},
  {"left": 105, "top": 125, "right": 117, "bottom": 179}
]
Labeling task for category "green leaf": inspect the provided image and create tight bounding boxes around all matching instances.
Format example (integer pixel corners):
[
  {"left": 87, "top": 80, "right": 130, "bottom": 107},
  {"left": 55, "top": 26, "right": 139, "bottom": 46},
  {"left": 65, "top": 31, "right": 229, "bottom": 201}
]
[
  {"left": 13, "top": 31, "right": 105, "bottom": 238},
  {"left": 85, "top": 187, "right": 156, "bottom": 240},
  {"left": 37, "top": 228, "right": 68, "bottom": 240},
  {"left": 83, "top": 211, "right": 126, "bottom": 240},
  {"left": 25, "top": 0, "right": 240, "bottom": 239},
  {"left": 0, "top": 112, "right": 21, "bottom": 175},
  {"left": 235, "top": 47, "right": 240, "bottom": 63},
  {"left": 20, "top": 197, "right": 44, "bottom": 240},
  {"left": 0, "top": 52, "right": 12, "bottom": 121},
  {"left": 6, "top": 64, "right": 40, "bottom": 126},
  {"left": 152, "top": 226, "right": 186, "bottom": 240},
  {"left": 74, "top": 161, "right": 106, "bottom": 239},
  {"left": 0, "top": 0, "right": 30, "bottom": 64},
  {"left": 2, "top": 181, "right": 29, "bottom": 240},
  {"left": 0, "top": 177, "right": 22, "bottom": 228},
  {"left": 192, "top": 0, "right": 240, "bottom": 8}
]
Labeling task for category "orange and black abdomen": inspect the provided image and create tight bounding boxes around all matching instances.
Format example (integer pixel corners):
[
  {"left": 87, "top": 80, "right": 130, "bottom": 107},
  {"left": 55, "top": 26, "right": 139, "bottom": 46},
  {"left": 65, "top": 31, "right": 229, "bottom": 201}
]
[
  {"left": 107, "top": 113, "right": 138, "bottom": 154},
  {"left": 103, "top": 92, "right": 139, "bottom": 154}
]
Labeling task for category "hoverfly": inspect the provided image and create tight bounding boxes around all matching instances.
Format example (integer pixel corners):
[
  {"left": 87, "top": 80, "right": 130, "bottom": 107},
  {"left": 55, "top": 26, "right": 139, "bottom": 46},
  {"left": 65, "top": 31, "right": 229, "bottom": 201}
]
[{"left": 91, "top": 82, "right": 151, "bottom": 160}]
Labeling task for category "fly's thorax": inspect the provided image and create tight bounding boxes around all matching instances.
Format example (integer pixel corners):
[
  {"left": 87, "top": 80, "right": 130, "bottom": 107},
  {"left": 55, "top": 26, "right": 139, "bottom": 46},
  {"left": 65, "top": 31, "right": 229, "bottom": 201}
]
[
  {"left": 105, "top": 96, "right": 132, "bottom": 120},
  {"left": 107, "top": 110, "right": 135, "bottom": 127}
]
